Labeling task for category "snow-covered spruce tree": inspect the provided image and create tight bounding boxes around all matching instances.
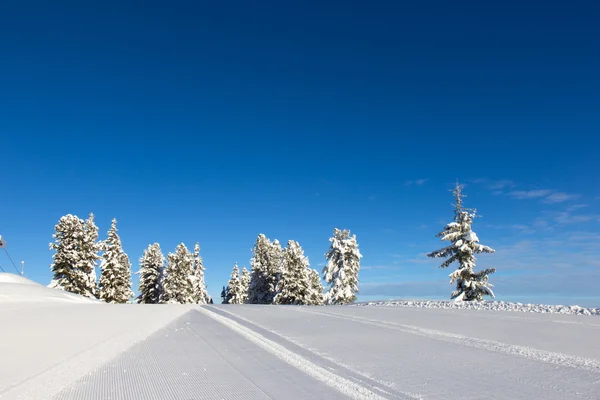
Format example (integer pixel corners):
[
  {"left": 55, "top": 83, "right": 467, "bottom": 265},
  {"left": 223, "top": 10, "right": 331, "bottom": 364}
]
[
  {"left": 224, "top": 263, "right": 245, "bottom": 304},
  {"left": 191, "top": 243, "right": 209, "bottom": 304},
  {"left": 240, "top": 266, "right": 251, "bottom": 303},
  {"left": 137, "top": 243, "right": 165, "bottom": 304},
  {"left": 49, "top": 214, "right": 89, "bottom": 296},
  {"left": 274, "top": 240, "right": 312, "bottom": 305},
  {"left": 427, "top": 183, "right": 496, "bottom": 302},
  {"left": 98, "top": 219, "right": 133, "bottom": 303},
  {"left": 81, "top": 213, "right": 102, "bottom": 298},
  {"left": 161, "top": 243, "right": 195, "bottom": 304},
  {"left": 247, "top": 234, "right": 281, "bottom": 304},
  {"left": 322, "top": 228, "right": 363, "bottom": 305},
  {"left": 309, "top": 269, "right": 324, "bottom": 305}
]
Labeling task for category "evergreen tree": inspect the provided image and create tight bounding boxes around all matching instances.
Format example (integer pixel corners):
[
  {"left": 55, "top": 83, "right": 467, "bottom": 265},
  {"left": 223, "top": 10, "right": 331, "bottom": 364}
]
[
  {"left": 49, "top": 214, "right": 89, "bottom": 296},
  {"left": 309, "top": 269, "right": 324, "bottom": 305},
  {"left": 98, "top": 219, "right": 133, "bottom": 303},
  {"left": 322, "top": 228, "right": 362, "bottom": 305},
  {"left": 274, "top": 240, "right": 312, "bottom": 305},
  {"left": 81, "top": 213, "right": 101, "bottom": 297},
  {"left": 137, "top": 243, "right": 165, "bottom": 304},
  {"left": 240, "top": 266, "right": 251, "bottom": 303},
  {"left": 191, "top": 243, "right": 209, "bottom": 304},
  {"left": 225, "top": 263, "right": 245, "bottom": 304},
  {"left": 49, "top": 213, "right": 100, "bottom": 298},
  {"left": 428, "top": 183, "right": 496, "bottom": 301},
  {"left": 220, "top": 286, "right": 229, "bottom": 304},
  {"left": 247, "top": 234, "right": 280, "bottom": 304},
  {"left": 161, "top": 243, "right": 195, "bottom": 304},
  {"left": 270, "top": 239, "right": 284, "bottom": 285}
]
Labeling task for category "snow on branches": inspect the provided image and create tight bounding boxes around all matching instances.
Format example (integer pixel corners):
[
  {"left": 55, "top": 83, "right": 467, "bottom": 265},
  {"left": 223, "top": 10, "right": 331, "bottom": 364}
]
[{"left": 428, "top": 183, "right": 496, "bottom": 302}]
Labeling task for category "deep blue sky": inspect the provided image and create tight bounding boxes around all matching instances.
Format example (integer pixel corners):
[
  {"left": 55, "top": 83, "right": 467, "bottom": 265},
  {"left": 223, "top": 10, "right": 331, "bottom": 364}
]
[{"left": 1, "top": 0, "right": 599, "bottom": 305}]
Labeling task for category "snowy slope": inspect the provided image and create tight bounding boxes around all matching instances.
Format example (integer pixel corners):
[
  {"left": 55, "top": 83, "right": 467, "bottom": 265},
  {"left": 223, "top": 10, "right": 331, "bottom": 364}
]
[
  {"left": 0, "top": 273, "right": 99, "bottom": 304},
  {"left": 1, "top": 297, "right": 598, "bottom": 399}
]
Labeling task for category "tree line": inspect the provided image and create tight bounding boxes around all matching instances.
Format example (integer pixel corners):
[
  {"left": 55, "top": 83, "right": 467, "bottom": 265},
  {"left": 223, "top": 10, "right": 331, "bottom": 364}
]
[
  {"left": 220, "top": 229, "right": 362, "bottom": 305},
  {"left": 48, "top": 182, "right": 496, "bottom": 304}
]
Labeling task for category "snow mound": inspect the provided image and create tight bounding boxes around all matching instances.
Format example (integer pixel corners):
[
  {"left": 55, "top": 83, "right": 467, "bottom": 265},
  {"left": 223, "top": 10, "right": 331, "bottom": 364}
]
[
  {"left": 0, "top": 273, "right": 39, "bottom": 285},
  {"left": 0, "top": 273, "right": 100, "bottom": 304},
  {"left": 353, "top": 299, "right": 600, "bottom": 316}
]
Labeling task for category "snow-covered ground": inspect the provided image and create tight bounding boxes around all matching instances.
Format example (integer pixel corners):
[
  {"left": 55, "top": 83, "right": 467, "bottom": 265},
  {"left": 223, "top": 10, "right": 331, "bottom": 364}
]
[
  {"left": 354, "top": 299, "right": 600, "bottom": 316},
  {"left": 0, "top": 273, "right": 99, "bottom": 304},
  {"left": 1, "top": 276, "right": 598, "bottom": 399}
]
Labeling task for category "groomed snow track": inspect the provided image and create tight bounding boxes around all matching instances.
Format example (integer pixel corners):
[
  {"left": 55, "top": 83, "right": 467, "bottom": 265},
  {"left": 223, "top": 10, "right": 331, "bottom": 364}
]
[{"left": 1, "top": 302, "right": 599, "bottom": 399}]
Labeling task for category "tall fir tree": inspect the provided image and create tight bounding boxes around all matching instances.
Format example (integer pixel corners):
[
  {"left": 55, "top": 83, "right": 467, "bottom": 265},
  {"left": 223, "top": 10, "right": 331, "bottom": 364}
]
[
  {"left": 225, "top": 263, "right": 245, "bottom": 304},
  {"left": 240, "top": 266, "right": 251, "bottom": 304},
  {"left": 161, "top": 243, "right": 195, "bottom": 304},
  {"left": 137, "top": 243, "right": 165, "bottom": 304},
  {"left": 427, "top": 183, "right": 496, "bottom": 301},
  {"left": 98, "top": 219, "right": 133, "bottom": 303},
  {"left": 309, "top": 269, "right": 324, "bottom": 305},
  {"left": 322, "top": 228, "right": 362, "bottom": 305},
  {"left": 274, "top": 240, "right": 312, "bottom": 305},
  {"left": 247, "top": 234, "right": 280, "bottom": 304},
  {"left": 191, "top": 243, "right": 209, "bottom": 304}
]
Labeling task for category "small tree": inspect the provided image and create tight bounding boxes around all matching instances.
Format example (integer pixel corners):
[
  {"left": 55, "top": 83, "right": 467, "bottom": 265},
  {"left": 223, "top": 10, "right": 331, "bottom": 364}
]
[
  {"left": 275, "top": 240, "right": 312, "bottom": 305},
  {"left": 191, "top": 243, "right": 209, "bottom": 304},
  {"left": 240, "top": 266, "right": 251, "bottom": 303},
  {"left": 225, "top": 263, "right": 245, "bottom": 304},
  {"left": 98, "top": 219, "right": 133, "bottom": 303},
  {"left": 161, "top": 243, "right": 195, "bottom": 304},
  {"left": 247, "top": 234, "right": 280, "bottom": 304},
  {"left": 137, "top": 243, "right": 165, "bottom": 304},
  {"left": 81, "top": 213, "right": 102, "bottom": 297},
  {"left": 221, "top": 286, "right": 229, "bottom": 304},
  {"left": 427, "top": 183, "right": 496, "bottom": 301},
  {"left": 309, "top": 269, "right": 324, "bottom": 305},
  {"left": 323, "top": 228, "right": 362, "bottom": 305}
]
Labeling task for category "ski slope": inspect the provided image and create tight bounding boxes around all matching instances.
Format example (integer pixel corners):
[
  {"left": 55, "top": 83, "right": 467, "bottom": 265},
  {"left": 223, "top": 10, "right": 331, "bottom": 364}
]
[{"left": 1, "top": 286, "right": 599, "bottom": 399}]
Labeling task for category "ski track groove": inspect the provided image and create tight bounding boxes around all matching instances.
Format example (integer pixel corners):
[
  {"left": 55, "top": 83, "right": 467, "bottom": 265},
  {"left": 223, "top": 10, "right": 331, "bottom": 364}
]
[
  {"left": 294, "top": 307, "right": 600, "bottom": 373},
  {"left": 198, "top": 306, "right": 420, "bottom": 400},
  {"left": 208, "top": 306, "right": 425, "bottom": 399}
]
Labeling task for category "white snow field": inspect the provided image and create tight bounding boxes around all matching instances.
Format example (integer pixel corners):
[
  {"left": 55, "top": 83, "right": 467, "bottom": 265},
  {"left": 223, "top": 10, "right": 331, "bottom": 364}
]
[{"left": 2, "top": 278, "right": 599, "bottom": 399}]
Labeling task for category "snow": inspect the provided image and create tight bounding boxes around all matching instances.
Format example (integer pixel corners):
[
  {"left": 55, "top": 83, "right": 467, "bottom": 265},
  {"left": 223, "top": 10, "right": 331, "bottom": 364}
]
[
  {"left": 1, "top": 300, "right": 598, "bottom": 399},
  {"left": 0, "top": 273, "right": 99, "bottom": 304},
  {"left": 354, "top": 299, "right": 600, "bottom": 316}
]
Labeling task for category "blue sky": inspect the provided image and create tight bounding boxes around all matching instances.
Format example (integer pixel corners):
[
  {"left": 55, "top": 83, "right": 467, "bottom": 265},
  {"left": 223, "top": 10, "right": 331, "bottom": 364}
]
[{"left": 1, "top": 0, "right": 599, "bottom": 305}]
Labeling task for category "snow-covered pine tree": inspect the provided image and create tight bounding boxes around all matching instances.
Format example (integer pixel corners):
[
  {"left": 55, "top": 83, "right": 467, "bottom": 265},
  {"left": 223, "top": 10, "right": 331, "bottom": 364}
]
[
  {"left": 81, "top": 213, "right": 101, "bottom": 298},
  {"left": 137, "top": 243, "right": 165, "bottom": 304},
  {"left": 309, "top": 269, "right": 324, "bottom": 305},
  {"left": 427, "top": 183, "right": 496, "bottom": 301},
  {"left": 322, "top": 228, "right": 363, "bottom": 305},
  {"left": 191, "top": 243, "right": 209, "bottom": 304},
  {"left": 240, "top": 266, "right": 251, "bottom": 303},
  {"left": 270, "top": 239, "right": 284, "bottom": 286},
  {"left": 161, "top": 243, "right": 195, "bottom": 304},
  {"left": 220, "top": 286, "right": 229, "bottom": 304},
  {"left": 224, "top": 263, "right": 245, "bottom": 304},
  {"left": 247, "top": 234, "right": 278, "bottom": 304},
  {"left": 49, "top": 214, "right": 90, "bottom": 296},
  {"left": 98, "top": 219, "right": 133, "bottom": 303},
  {"left": 274, "top": 240, "right": 312, "bottom": 305}
]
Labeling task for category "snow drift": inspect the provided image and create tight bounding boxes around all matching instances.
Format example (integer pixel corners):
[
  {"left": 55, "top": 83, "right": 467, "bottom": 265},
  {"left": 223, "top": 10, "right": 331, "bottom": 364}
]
[{"left": 0, "top": 273, "right": 99, "bottom": 304}]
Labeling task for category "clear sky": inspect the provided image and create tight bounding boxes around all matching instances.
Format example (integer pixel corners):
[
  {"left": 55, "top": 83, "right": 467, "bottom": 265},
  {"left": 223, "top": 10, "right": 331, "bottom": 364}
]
[{"left": 1, "top": 0, "right": 599, "bottom": 306}]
